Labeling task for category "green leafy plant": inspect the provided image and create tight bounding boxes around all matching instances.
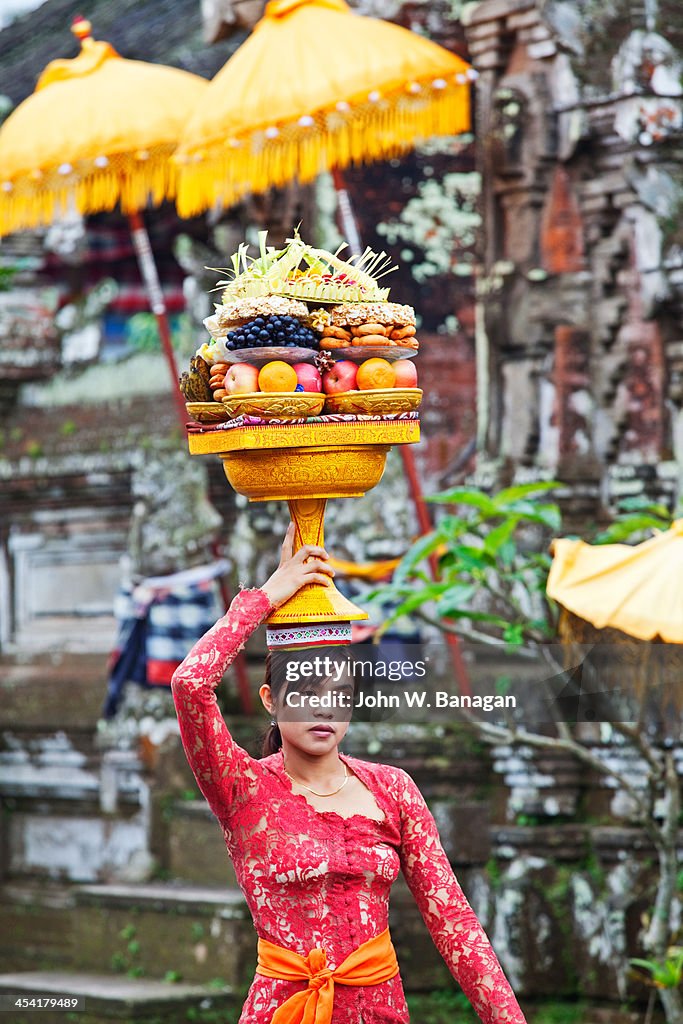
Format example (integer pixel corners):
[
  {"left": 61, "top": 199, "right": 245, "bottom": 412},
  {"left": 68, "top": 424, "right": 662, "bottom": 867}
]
[
  {"left": 630, "top": 947, "right": 683, "bottom": 989},
  {"left": 25, "top": 440, "right": 43, "bottom": 459},
  {"left": 0, "top": 264, "right": 17, "bottom": 292},
  {"left": 406, "top": 987, "right": 476, "bottom": 1024},
  {"left": 110, "top": 951, "right": 127, "bottom": 973},
  {"left": 370, "top": 481, "right": 561, "bottom": 646},
  {"left": 371, "top": 482, "right": 683, "bottom": 1024},
  {"left": 111, "top": 922, "right": 144, "bottom": 978},
  {"left": 593, "top": 496, "right": 677, "bottom": 544},
  {"left": 125, "top": 311, "right": 193, "bottom": 355}
]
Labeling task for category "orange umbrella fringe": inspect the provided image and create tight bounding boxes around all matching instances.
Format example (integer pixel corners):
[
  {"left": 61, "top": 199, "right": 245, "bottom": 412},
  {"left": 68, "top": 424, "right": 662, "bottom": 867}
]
[
  {"left": 0, "top": 146, "right": 178, "bottom": 235},
  {"left": 176, "top": 83, "right": 471, "bottom": 217}
]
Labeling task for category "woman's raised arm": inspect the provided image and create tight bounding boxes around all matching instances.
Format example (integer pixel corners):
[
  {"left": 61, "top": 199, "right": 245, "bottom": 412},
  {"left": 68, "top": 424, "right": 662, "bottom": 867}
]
[
  {"left": 171, "top": 524, "right": 335, "bottom": 821},
  {"left": 171, "top": 587, "right": 273, "bottom": 819},
  {"left": 397, "top": 768, "right": 528, "bottom": 1024}
]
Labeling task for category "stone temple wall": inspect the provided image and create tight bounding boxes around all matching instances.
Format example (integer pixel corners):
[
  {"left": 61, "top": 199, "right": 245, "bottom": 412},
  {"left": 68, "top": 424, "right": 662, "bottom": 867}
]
[{"left": 464, "top": 0, "right": 683, "bottom": 518}]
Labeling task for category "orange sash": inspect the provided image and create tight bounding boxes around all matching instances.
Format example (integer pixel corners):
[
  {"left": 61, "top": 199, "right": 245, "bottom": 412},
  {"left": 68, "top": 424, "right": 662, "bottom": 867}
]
[{"left": 256, "top": 926, "right": 399, "bottom": 1024}]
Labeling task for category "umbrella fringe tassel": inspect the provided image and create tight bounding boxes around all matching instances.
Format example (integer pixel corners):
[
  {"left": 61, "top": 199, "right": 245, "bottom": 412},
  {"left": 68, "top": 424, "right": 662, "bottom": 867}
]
[
  {"left": 176, "top": 85, "right": 471, "bottom": 217},
  {"left": 0, "top": 148, "right": 177, "bottom": 236}
]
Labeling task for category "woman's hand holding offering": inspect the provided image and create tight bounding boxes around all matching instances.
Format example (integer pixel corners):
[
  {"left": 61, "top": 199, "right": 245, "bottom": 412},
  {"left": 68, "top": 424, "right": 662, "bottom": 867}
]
[{"left": 260, "top": 523, "right": 335, "bottom": 609}]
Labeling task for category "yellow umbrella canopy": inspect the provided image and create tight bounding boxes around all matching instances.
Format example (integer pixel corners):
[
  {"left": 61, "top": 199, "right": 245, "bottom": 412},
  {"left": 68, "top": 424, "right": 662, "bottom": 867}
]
[
  {"left": 0, "top": 17, "right": 208, "bottom": 234},
  {"left": 176, "top": 0, "right": 474, "bottom": 216},
  {"left": 547, "top": 520, "right": 683, "bottom": 643}
]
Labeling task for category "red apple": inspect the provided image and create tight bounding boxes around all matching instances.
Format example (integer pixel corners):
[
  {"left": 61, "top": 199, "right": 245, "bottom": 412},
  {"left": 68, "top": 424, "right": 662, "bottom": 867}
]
[
  {"left": 292, "top": 362, "right": 323, "bottom": 393},
  {"left": 322, "top": 360, "right": 358, "bottom": 395},
  {"left": 224, "top": 362, "right": 260, "bottom": 394},
  {"left": 393, "top": 359, "right": 418, "bottom": 388}
]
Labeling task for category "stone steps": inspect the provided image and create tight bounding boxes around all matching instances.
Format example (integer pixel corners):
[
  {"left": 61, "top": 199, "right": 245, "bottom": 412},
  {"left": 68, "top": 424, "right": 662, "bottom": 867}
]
[
  {"left": 0, "top": 653, "right": 107, "bottom": 731},
  {"left": 162, "top": 800, "right": 239, "bottom": 886},
  {"left": 0, "top": 880, "right": 254, "bottom": 988},
  {"left": 0, "top": 742, "right": 150, "bottom": 884},
  {"left": 0, "top": 970, "right": 239, "bottom": 1024},
  {"left": 74, "top": 882, "right": 254, "bottom": 986},
  {"left": 0, "top": 883, "right": 77, "bottom": 973}
]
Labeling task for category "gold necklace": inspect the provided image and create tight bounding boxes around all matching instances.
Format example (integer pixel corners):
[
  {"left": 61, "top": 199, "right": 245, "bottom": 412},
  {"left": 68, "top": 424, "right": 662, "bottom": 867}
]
[{"left": 283, "top": 761, "right": 350, "bottom": 797}]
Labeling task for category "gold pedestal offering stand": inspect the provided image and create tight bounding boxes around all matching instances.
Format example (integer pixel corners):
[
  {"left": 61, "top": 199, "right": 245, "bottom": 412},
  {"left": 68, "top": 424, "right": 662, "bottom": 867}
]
[{"left": 188, "top": 417, "right": 420, "bottom": 629}]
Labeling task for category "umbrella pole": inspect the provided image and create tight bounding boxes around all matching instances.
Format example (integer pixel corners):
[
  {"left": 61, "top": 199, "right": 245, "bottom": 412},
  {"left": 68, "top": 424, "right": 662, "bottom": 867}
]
[
  {"left": 331, "top": 169, "right": 363, "bottom": 257},
  {"left": 331, "top": 171, "right": 473, "bottom": 696},
  {"left": 128, "top": 210, "right": 187, "bottom": 430}
]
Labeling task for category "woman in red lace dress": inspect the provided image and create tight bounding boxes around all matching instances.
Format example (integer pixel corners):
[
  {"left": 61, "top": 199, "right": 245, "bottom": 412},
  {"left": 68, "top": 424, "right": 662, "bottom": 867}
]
[{"left": 171, "top": 526, "right": 528, "bottom": 1024}]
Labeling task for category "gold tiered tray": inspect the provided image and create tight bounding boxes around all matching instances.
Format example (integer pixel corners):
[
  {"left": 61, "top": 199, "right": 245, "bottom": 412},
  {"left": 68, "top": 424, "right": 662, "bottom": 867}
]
[{"left": 187, "top": 417, "right": 420, "bottom": 625}]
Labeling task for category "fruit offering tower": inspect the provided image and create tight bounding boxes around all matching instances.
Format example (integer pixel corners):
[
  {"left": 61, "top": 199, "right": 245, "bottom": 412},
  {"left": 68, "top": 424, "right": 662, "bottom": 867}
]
[{"left": 180, "top": 230, "right": 422, "bottom": 648}]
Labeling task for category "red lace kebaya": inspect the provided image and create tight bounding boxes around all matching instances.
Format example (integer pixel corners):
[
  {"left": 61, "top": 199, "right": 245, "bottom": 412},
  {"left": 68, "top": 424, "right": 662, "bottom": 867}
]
[{"left": 171, "top": 588, "right": 528, "bottom": 1024}]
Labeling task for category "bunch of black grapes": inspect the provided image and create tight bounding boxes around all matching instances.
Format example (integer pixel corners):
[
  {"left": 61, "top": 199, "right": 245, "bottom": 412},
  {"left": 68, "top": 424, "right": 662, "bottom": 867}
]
[{"left": 225, "top": 316, "right": 319, "bottom": 351}]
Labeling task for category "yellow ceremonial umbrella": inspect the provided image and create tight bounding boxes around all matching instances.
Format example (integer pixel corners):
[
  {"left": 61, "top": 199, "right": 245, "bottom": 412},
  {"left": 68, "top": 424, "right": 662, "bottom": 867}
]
[
  {"left": 0, "top": 16, "right": 209, "bottom": 426},
  {"left": 175, "top": 0, "right": 474, "bottom": 217},
  {"left": 547, "top": 521, "right": 683, "bottom": 643}
]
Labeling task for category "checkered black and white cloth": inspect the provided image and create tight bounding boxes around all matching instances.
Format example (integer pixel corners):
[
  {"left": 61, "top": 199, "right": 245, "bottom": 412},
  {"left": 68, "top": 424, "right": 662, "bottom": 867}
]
[{"left": 104, "top": 561, "right": 229, "bottom": 717}]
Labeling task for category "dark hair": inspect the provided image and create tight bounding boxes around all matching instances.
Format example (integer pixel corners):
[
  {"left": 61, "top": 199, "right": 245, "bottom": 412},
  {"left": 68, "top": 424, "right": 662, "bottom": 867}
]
[
  {"left": 260, "top": 652, "right": 282, "bottom": 756},
  {"left": 261, "top": 723, "right": 282, "bottom": 757},
  {"left": 258, "top": 647, "right": 357, "bottom": 757}
]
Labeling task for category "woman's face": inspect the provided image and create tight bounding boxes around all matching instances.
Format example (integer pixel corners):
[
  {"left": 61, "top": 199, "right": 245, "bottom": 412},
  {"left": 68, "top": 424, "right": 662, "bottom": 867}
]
[{"left": 260, "top": 667, "right": 355, "bottom": 755}]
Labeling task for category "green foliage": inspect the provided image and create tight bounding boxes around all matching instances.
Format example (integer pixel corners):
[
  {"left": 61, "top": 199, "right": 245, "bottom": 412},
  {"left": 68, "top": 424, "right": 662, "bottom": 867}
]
[
  {"left": 528, "top": 1004, "right": 585, "bottom": 1024},
  {"left": 371, "top": 485, "right": 682, "bottom": 646},
  {"left": 582, "top": 851, "right": 607, "bottom": 889},
  {"left": 406, "top": 987, "right": 476, "bottom": 1023},
  {"left": 25, "top": 440, "right": 43, "bottom": 459},
  {"left": 111, "top": 922, "right": 144, "bottom": 977},
  {"left": 125, "top": 311, "right": 196, "bottom": 356},
  {"left": 163, "top": 969, "right": 183, "bottom": 983},
  {"left": 187, "top": 1007, "right": 226, "bottom": 1024},
  {"left": 593, "top": 496, "right": 677, "bottom": 544},
  {"left": 630, "top": 948, "right": 683, "bottom": 989},
  {"left": 485, "top": 857, "right": 502, "bottom": 889},
  {"left": 126, "top": 312, "right": 164, "bottom": 353},
  {"left": 515, "top": 813, "right": 544, "bottom": 827},
  {"left": 405, "top": 993, "right": 586, "bottom": 1024},
  {"left": 0, "top": 265, "right": 17, "bottom": 292},
  {"left": 110, "top": 951, "right": 127, "bottom": 973},
  {"left": 370, "top": 482, "right": 561, "bottom": 643}
]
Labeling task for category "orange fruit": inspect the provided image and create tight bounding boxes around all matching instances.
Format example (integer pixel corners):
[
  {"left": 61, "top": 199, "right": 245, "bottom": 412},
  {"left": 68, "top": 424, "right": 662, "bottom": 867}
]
[
  {"left": 356, "top": 358, "right": 396, "bottom": 391},
  {"left": 258, "top": 360, "right": 298, "bottom": 392}
]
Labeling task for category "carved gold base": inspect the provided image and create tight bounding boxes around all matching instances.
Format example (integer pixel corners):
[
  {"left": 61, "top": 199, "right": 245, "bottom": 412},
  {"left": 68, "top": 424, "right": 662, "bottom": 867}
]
[
  {"left": 186, "top": 419, "right": 421, "bottom": 627},
  {"left": 220, "top": 444, "right": 389, "bottom": 501}
]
